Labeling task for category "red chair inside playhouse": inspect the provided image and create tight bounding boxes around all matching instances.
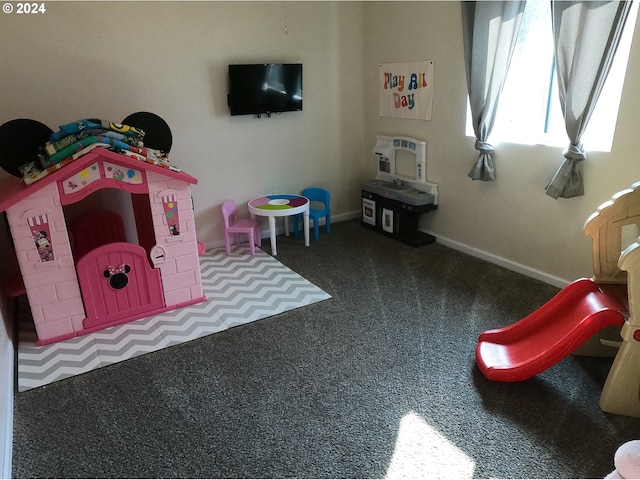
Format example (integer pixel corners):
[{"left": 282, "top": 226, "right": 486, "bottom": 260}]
[{"left": 70, "top": 209, "right": 127, "bottom": 261}]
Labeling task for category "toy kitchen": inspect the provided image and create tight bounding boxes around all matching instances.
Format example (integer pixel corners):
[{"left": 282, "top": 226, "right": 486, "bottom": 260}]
[{"left": 361, "top": 135, "right": 438, "bottom": 246}]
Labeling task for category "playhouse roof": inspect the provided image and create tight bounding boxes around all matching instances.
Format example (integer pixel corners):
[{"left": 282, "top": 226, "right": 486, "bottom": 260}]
[{"left": 0, "top": 147, "right": 198, "bottom": 214}]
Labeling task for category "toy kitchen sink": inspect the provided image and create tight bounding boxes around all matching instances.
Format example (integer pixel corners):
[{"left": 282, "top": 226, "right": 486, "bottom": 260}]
[{"left": 361, "top": 135, "right": 438, "bottom": 247}]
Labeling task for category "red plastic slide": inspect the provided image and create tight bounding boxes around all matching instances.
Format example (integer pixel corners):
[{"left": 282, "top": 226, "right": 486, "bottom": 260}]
[{"left": 476, "top": 278, "right": 627, "bottom": 382}]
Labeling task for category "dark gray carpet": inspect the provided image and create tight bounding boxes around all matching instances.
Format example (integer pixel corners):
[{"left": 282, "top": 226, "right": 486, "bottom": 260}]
[{"left": 11, "top": 219, "right": 640, "bottom": 479}]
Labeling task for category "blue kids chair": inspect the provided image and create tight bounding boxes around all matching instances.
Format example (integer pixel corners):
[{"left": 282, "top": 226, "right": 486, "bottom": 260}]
[{"left": 293, "top": 187, "right": 330, "bottom": 241}]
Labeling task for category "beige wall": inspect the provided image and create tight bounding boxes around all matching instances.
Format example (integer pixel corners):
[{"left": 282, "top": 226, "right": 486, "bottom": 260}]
[
  {"left": 0, "top": 1, "right": 366, "bottom": 247},
  {"left": 1, "top": 1, "right": 640, "bottom": 286},
  {"left": 364, "top": 2, "right": 640, "bottom": 285}
]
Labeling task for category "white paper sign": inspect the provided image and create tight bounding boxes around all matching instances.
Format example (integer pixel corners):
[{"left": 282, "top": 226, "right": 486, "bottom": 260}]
[{"left": 379, "top": 61, "right": 434, "bottom": 120}]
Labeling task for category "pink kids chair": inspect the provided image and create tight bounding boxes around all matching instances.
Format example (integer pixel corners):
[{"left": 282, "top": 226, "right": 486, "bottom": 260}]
[
  {"left": 221, "top": 200, "right": 261, "bottom": 255},
  {"left": 293, "top": 187, "right": 330, "bottom": 241}
]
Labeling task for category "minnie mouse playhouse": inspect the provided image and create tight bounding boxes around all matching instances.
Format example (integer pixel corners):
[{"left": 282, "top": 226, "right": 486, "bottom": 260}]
[{"left": 0, "top": 115, "right": 205, "bottom": 345}]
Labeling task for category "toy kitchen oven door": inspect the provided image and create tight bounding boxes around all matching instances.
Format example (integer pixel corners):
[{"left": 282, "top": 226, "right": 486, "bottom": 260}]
[
  {"left": 362, "top": 190, "right": 377, "bottom": 227},
  {"left": 362, "top": 190, "right": 397, "bottom": 234}
]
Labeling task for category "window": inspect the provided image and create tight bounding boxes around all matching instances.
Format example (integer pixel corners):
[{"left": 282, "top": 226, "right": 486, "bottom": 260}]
[{"left": 466, "top": 1, "right": 638, "bottom": 152}]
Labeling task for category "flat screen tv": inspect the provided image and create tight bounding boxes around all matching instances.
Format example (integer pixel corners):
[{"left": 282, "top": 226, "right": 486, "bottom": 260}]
[{"left": 228, "top": 63, "right": 303, "bottom": 116}]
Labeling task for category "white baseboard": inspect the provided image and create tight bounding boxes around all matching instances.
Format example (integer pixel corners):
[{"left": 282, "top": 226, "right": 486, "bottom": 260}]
[
  {"left": 432, "top": 233, "right": 570, "bottom": 289},
  {"left": 0, "top": 315, "right": 13, "bottom": 480},
  {"left": 215, "top": 211, "right": 362, "bottom": 246},
  {"left": 258, "top": 211, "right": 569, "bottom": 288},
  {"left": 279, "top": 210, "right": 361, "bottom": 234},
  {"left": 341, "top": 210, "right": 568, "bottom": 288},
  {"left": 328, "top": 211, "right": 361, "bottom": 223}
]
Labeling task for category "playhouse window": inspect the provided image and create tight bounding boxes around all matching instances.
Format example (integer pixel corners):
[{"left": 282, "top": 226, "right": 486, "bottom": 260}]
[
  {"left": 465, "top": 0, "right": 638, "bottom": 152},
  {"left": 621, "top": 223, "right": 639, "bottom": 253},
  {"left": 28, "top": 214, "right": 54, "bottom": 262}
]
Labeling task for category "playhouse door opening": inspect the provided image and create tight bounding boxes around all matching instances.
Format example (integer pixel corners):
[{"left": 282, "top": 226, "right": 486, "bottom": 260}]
[{"left": 77, "top": 242, "right": 164, "bottom": 330}]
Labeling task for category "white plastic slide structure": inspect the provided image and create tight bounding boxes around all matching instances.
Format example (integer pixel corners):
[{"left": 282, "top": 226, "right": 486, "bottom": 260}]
[
  {"left": 584, "top": 181, "right": 640, "bottom": 417},
  {"left": 476, "top": 182, "right": 640, "bottom": 417}
]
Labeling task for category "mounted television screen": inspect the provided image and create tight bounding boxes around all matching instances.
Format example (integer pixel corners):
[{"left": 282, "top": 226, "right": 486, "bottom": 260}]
[{"left": 228, "top": 63, "right": 303, "bottom": 116}]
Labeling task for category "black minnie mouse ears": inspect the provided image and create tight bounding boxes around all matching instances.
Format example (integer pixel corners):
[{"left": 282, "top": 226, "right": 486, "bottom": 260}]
[
  {"left": 0, "top": 119, "right": 53, "bottom": 177},
  {"left": 0, "top": 112, "right": 172, "bottom": 178},
  {"left": 122, "top": 112, "right": 172, "bottom": 153}
]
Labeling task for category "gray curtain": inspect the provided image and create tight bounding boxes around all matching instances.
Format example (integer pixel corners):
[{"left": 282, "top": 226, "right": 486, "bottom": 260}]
[
  {"left": 545, "top": 0, "right": 633, "bottom": 199},
  {"left": 461, "top": 1, "right": 526, "bottom": 181}
]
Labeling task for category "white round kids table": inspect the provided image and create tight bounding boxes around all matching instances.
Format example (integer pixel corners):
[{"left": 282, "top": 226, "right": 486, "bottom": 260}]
[{"left": 248, "top": 194, "right": 309, "bottom": 256}]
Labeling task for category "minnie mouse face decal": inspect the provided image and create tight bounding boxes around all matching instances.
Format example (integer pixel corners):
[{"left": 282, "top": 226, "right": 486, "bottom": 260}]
[
  {"left": 103, "top": 264, "right": 131, "bottom": 289},
  {"left": 33, "top": 230, "right": 53, "bottom": 262}
]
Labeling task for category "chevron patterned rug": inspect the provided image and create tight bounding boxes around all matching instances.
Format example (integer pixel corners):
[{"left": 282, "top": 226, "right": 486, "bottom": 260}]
[{"left": 17, "top": 246, "right": 331, "bottom": 392}]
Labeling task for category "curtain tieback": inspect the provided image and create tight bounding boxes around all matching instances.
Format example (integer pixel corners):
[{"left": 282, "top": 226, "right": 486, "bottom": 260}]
[
  {"left": 563, "top": 143, "right": 586, "bottom": 162},
  {"left": 474, "top": 140, "right": 494, "bottom": 154}
]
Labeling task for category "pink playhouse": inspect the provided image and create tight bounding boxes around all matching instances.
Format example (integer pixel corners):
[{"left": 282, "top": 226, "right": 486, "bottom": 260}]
[{"left": 0, "top": 146, "right": 205, "bottom": 345}]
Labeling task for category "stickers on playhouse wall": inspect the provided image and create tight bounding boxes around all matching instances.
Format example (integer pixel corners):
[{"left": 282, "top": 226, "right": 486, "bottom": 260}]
[
  {"left": 103, "top": 162, "right": 142, "bottom": 184},
  {"left": 162, "top": 194, "right": 180, "bottom": 236},
  {"left": 62, "top": 162, "right": 143, "bottom": 195},
  {"left": 379, "top": 61, "right": 434, "bottom": 120},
  {"left": 62, "top": 163, "right": 101, "bottom": 194},
  {"left": 29, "top": 214, "right": 54, "bottom": 262}
]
